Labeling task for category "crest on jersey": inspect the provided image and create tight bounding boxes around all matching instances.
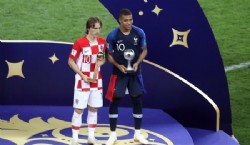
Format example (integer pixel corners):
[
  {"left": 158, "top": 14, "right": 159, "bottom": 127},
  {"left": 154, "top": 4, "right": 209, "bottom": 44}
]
[
  {"left": 134, "top": 36, "right": 138, "bottom": 45},
  {"left": 75, "top": 99, "right": 79, "bottom": 105},
  {"left": 99, "top": 44, "right": 104, "bottom": 52}
]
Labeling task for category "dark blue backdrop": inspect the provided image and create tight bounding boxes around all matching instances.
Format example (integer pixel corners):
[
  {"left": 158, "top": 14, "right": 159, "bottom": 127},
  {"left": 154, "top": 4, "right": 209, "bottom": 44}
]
[{"left": 0, "top": 0, "right": 233, "bottom": 136}]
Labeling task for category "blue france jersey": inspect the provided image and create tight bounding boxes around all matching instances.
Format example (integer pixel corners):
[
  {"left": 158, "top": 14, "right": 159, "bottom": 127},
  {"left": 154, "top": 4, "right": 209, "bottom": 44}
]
[{"left": 106, "top": 25, "right": 147, "bottom": 75}]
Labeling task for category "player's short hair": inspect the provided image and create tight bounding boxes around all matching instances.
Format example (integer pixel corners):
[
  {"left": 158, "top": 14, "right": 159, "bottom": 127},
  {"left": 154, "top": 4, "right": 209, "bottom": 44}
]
[
  {"left": 119, "top": 8, "right": 132, "bottom": 18},
  {"left": 85, "top": 17, "right": 102, "bottom": 34}
]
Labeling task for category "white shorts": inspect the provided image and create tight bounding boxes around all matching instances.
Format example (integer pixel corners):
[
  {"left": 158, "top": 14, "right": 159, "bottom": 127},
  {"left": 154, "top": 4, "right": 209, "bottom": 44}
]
[{"left": 73, "top": 89, "right": 103, "bottom": 109}]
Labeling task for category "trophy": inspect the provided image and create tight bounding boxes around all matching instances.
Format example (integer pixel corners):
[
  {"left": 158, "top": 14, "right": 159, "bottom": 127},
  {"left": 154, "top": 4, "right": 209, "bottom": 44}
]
[
  {"left": 124, "top": 49, "right": 135, "bottom": 73},
  {"left": 91, "top": 51, "right": 104, "bottom": 83}
]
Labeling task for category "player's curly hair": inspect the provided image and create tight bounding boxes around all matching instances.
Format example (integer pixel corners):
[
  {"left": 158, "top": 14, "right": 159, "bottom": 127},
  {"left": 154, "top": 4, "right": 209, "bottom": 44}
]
[
  {"left": 85, "top": 17, "right": 102, "bottom": 34},
  {"left": 119, "top": 8, "right": 132, "bottom": 18}
]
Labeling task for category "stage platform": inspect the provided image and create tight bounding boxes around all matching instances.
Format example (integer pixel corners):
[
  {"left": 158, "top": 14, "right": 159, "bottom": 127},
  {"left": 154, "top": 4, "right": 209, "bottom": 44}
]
[{"left": 0, "top": 105, "right": 239, "bottom": 145}]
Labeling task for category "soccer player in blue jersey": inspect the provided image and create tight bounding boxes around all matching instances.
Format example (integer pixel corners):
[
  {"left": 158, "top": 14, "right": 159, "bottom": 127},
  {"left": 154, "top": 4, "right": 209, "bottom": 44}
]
[{"left": 105, "top": 8, "right": 148, "bottom": 145}]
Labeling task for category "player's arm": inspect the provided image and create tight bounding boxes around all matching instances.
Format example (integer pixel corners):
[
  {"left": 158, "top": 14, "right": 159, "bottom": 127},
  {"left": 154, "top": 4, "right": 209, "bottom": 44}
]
[
  {"left": 137, "top": 47, "right": 147, "bottom": 64},
  {"left": 69, "top": 41, "right": 94, "bottom": 82},
  {"left": 96, "top": 53, "right": 106, "bottom": 67},
  {"left": 107, "top": 51, "right": 127, "bottom": 73},
  {"left": 133, "top": 47, "right": 147, "bottom": 71},
  {"left": 133, "top": 27, "right": 148, "bottom": 71},
  {"left": 68, "top": 57, "right": 92, "bottom": 83}
]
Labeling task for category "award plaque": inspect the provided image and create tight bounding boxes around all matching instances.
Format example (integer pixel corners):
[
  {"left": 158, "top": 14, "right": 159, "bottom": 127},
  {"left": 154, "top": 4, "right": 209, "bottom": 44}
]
[{"left": 123, "top": 49, "right": 135, "bottom": 73}]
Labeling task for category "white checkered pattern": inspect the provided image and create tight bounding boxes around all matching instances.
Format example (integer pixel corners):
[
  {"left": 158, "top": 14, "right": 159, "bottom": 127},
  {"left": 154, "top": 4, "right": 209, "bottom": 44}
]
[{"left": 69, "top": 36, "right": 106, "bottom": 91}]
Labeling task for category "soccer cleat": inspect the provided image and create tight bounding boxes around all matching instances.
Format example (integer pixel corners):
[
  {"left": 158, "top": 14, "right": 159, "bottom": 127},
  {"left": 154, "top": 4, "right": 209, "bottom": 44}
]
[
  {"left": 134, "top": 134, "right": 149, "bottom": 144},
  {"left": 88, "top": 137, "right": 98, "bottom": 144},
  {"left": 105, "top": 135, "right": 117, "bottom": 145}
]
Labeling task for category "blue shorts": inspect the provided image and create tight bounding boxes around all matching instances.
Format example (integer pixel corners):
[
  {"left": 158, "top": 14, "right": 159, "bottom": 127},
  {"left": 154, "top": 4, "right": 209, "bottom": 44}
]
[{"left": 114, "top": 74, "right": 142, "bottom": 97}]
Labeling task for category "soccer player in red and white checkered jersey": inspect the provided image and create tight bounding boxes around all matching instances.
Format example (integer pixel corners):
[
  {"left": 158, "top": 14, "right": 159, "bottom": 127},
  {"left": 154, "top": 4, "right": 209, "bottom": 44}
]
[{"left": 68, "top": 16, "right": 106, "bottom": 145}]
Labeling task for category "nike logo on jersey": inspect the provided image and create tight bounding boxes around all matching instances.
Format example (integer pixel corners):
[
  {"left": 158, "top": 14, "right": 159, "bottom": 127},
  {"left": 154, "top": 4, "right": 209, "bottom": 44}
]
[
  {"left": 83, "top": 49, "right": 89, "bottom": 53},
  {"left": 82, "top": 47, "right": 91, "bottom": 55},
  {"left": 117, "top": 40, "right": 123, "bottom": 43}
]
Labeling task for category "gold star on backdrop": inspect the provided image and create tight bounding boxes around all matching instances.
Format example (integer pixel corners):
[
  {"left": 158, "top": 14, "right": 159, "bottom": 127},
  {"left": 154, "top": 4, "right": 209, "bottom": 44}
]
[
  {"left": 49, "top": 53, "right": 59, "bottom": 64},
  {"left": 5, "top": 60, "right": 25, "bottom": 78},
  {"left": 139, "top": 11, "right": 144, "bottom": 16},
  {"left": 152, "top": 5, "right": 163, "bottom": 16},
  {"left": 170, "top": 28, "right": 191, "bottom": 48}
]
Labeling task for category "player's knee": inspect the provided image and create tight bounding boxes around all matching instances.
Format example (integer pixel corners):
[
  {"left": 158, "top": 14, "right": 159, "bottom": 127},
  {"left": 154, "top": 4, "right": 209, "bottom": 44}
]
[
  {"left": 131, "top": 96, "right": 142, "bottom": 114},
  {"left": 109, "top": 97, "right": 120, "bottom": 114},
  {"left": 88, "top": 105, "right": 98, "bottom": 112},
  {"left": 110, "top": 97, "right": 120, "bottom": 107},
  {"left": 74, "top": 108, "right": 84, "bottom": 114},
  {"left": 131, "top": 96, "right": 142, "bottom": 106}
]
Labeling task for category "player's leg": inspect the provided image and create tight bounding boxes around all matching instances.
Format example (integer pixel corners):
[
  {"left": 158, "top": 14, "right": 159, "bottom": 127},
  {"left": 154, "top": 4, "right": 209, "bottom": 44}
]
[
  {"left": 131, "top": 96, "right": 148, "bottom": 144},
  {"left": 106, "top": 76, "right": 127, "bottom": 145},
  {"left": 131, "top": 96, "right": 142, "bottom": 130},
  {"left": 87, "top": 90, "right": 103, "bottom": 144},
  {"left": 129, "top": 75, "right": 148, "bottom": 144},
  {"left": 71, "top": 90, "right": 90, "bottom": 145}
]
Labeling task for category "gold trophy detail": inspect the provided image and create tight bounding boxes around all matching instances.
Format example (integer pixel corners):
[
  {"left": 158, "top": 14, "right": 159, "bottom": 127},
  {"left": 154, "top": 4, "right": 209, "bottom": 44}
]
[{"left": 90, "top": 51, "right": 104, "bottom": 83}]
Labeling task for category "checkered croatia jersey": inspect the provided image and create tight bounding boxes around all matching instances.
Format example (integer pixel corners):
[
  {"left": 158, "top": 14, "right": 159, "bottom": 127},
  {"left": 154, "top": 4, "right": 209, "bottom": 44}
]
[{"left": 69, "top": 36, "right": 106, "bottom": 91}]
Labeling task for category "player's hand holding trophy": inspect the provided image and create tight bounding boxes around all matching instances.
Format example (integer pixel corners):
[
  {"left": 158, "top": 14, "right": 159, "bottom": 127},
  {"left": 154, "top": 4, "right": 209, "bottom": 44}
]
[
  {"left": 90, "top": 51, "right": 104, "bottom": 83},
  {"left": 124, "top": 49, "right": 135, "bottom": 73}
]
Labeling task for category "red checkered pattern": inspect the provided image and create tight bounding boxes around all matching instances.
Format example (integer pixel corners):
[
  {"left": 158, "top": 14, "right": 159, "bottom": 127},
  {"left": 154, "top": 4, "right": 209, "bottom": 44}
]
[{"left": 69, "top": 36, "right": 106, "bottom": 91}]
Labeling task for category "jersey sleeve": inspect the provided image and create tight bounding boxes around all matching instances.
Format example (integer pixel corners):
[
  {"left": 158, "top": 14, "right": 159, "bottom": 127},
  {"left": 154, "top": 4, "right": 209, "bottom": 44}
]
[
  {"left": 69, "top": 40, "right": 81, "bottom": 60},
  {"left": 106, "top": 28, "right": 118, "bottom": 52},
  {"left": 133, "top": 25, "right": 147, "bottom": 48},
  {"left": 102, "top": 38, "right": 107, "bottom": 52}
]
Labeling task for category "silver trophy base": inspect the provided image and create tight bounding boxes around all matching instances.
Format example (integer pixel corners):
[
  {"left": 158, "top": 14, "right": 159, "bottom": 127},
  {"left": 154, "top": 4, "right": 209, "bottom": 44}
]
[{"left": 125, "top": 69, "right": 135, "bottom": 73}]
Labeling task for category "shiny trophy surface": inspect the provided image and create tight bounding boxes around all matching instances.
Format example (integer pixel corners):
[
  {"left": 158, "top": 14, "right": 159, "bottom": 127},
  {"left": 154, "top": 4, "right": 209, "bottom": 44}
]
[{"left": 124, "top": 49, "right": 135, "bottom": 73}]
